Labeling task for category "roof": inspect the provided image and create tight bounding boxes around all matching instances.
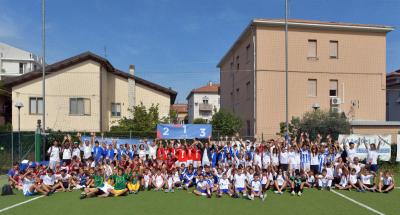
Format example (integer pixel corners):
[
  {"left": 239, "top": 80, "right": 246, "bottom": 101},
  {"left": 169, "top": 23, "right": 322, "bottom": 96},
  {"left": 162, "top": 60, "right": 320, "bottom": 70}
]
[
  {"left": 217, "top": 18, "right": 394, "bottom": 67},
  {"left": 171, "top": 104, "right": 188, "bottom": 113},
  {"left": 350, "top": 120, "right": 400, "bottom": 126},
  {"left": 186, "top": 83, "right": 220, "bottom": 100},
  {"left": 3, "top": 51, "right": 177, "bottom": 104}
]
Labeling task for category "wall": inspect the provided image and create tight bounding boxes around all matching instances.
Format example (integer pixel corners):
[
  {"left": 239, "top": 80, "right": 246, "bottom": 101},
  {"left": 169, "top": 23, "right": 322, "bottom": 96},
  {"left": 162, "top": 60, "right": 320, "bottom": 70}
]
[
  {"left": 135, "top": 83, "right": 171, "bottom": 119},
  {"left": 188, "top": 93, "right": 220, "bottom": 123},
  {"left": 255, "top": 26, "right": 387, "bottom": 138},
  {"left": 12, "top": 60, "right": 101, "bottom": 131},
  {"left": 386, "top": 86, "right": 400, "bottom": 121}
]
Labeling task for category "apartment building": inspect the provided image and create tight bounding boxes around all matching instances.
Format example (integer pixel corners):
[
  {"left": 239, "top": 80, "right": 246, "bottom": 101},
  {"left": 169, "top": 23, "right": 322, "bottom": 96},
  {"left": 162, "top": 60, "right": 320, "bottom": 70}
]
[
  {"left": 4, "top": 52, "right": 177, "bottom": 131},
  {"left": 218, "top": 19, "right": 393, "bottom": 138},
  {"left": 171, "top": 103, "right": 188, "bottom": 124},
  {"left": 0, "top": 42, "right": 42, "bottom": 80},
  {"left": 187, "top": 82, "right": 220, "bottom": 123},
  {"left": 386, "top": 69, "right": 400, "bottom": 121}
]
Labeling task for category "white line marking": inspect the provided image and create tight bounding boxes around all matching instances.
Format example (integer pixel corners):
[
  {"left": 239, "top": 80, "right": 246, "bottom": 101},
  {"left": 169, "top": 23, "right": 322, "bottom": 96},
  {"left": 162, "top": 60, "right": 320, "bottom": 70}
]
[
  {"left": 331, "top": 190, "right": 385, "bottom": 215},
  {"left": 0, "top": 195, "right": 44, "bottom": 213}
]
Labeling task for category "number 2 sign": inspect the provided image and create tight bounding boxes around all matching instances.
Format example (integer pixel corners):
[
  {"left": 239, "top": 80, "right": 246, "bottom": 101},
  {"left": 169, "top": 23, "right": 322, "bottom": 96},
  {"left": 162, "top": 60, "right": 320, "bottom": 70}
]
[{"left": 156, "top": 124, "right": 212, "bottom": 139}]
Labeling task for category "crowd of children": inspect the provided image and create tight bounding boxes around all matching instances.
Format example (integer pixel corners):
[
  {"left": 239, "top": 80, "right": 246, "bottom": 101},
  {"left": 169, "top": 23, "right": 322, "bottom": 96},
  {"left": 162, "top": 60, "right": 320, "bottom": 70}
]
[{"left": 7, "top": 132, "right": 396, "bottom": 201}]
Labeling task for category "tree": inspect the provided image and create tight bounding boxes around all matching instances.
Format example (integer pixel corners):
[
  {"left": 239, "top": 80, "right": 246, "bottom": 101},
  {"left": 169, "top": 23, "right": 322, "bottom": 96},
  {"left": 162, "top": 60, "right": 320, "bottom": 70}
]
[
  {"left": 110, "top": 103, "right": 160, "bottom": 132},
  {"left": 279, "top": 109, "right": 350, "bottom": 141},
  {"left": 193, "top": 118, "right": 208, "bottom": 124},
  {"left": 211, "top": 109, "right": 243, "bottom": 136}
]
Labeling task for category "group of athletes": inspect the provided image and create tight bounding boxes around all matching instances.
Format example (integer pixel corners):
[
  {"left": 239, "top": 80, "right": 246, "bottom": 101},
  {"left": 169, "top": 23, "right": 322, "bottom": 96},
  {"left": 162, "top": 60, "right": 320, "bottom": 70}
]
[{"left": 7, "top": 132, "right": 396, "bottom": 201}]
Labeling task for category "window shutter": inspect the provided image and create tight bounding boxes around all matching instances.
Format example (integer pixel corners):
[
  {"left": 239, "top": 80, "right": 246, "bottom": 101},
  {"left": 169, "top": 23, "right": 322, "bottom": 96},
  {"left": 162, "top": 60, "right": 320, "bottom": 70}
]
[{"left": 330, "top": 41, "right": 338, "bottom": 58}]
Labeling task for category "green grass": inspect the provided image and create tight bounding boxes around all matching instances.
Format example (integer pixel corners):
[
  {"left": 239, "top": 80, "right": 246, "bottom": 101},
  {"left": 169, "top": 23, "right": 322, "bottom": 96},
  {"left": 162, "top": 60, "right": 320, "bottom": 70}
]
[{"left": 0, "top": 188, "right": 398, "bottom": 215}]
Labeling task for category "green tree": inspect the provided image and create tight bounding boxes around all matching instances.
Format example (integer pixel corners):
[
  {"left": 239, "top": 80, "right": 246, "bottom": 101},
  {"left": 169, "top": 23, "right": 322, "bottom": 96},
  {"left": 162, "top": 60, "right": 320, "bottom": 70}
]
[
  {"left": 211, "top": 109, "right": 243, "bottom": 136},
  {"left": 280, "top": 109, "right": 350, "bottom": 141},
  {"left": 193, "top": 118, "right": 208, "bottom": 124},
  {"left": 110, "top": 103, "right": 160, "bottom": 132}
]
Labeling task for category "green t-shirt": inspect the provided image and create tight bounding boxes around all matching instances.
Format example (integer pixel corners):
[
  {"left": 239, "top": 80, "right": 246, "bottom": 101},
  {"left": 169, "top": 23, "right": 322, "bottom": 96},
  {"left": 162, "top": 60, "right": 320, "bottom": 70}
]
[
  {"left": 93, "top": 175, "right": 104, "bottom": 188},
  {"left": 113, "top": 174, "right": 128, "bottom": 190},
  {"left": 128, "top": 172, "right": 139, "bottom": 184}
]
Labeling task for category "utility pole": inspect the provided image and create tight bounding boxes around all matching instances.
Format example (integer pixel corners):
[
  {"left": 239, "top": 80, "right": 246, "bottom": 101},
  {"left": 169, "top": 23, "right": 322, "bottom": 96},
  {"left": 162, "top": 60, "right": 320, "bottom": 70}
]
[
  {"left": 284, "top": 0, "right": 289, "bottom": 141},
  {"left": 41, "top": 0, "right": 46, "bottom": 159}
]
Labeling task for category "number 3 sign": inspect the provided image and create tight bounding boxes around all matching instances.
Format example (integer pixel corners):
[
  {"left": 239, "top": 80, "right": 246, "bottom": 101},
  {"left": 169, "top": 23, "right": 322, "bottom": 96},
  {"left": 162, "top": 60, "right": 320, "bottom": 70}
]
[{"left": 156, "top": 124, "right": 212, "bottom": 139}]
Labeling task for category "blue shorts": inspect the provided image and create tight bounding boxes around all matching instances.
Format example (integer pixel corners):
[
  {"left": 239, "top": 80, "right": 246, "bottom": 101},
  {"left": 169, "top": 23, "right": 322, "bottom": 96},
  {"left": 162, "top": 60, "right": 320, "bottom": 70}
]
[
  {"left": 236, "top": 187, "right": 245, "bottom": 192},
  {"left": 197, "top": 188, "right": 207, "bottom": 193},
  {"left": 23, "top": 191, "right": 35, "bottom": 196},
  {"left": 220, "top": 189, "right": 229, "bottom": 194}
]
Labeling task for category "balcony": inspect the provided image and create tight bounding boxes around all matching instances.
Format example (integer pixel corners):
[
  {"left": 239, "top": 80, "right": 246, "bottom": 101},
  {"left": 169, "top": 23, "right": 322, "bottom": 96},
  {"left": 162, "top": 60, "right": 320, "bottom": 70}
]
[{"left": 199, "top": 103, "right": 213, "bottom": 111}]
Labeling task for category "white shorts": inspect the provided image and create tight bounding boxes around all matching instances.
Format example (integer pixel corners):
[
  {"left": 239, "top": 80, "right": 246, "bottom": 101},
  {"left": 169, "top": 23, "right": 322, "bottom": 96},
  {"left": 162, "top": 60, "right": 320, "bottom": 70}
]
[
  {"left": 186, "top": 160, "right": 193, "bottom": 165},
  {"left": 99, "top": 183, "right": 113, "bottom": 194}
]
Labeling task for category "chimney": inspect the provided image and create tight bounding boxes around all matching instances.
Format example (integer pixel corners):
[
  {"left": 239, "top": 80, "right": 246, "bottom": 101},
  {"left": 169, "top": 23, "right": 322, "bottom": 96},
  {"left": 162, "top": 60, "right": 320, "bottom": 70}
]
[
  {"left": 128, "top": 65, "right": 136, "bottom": 116},
  {"left": 208, "top": 81, "right": 213, "bottom": 86},
  {"left": 129, "top": 64, "right": 135, "bottom": 76}
]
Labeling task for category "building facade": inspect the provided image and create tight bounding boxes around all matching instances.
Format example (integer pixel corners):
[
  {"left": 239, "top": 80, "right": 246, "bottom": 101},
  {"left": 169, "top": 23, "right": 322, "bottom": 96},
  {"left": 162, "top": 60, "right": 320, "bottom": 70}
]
[
  {"left": 171, "top": 104, "right": 188, "bottom": 124},
  {"left": 386, "top": 69, "right": 400, "bottom": 121},
  {"left": 218, "top": 19, "right": 393, "bottom": 139},
  {"left": 4, "top": 52, "right": 176, "bottom": 132},
  {"left": 0, "top": 42, "right": 42, "bottom": 80},
  {"left": 187, "top": 82, "right": 220, "bottom": 123}
]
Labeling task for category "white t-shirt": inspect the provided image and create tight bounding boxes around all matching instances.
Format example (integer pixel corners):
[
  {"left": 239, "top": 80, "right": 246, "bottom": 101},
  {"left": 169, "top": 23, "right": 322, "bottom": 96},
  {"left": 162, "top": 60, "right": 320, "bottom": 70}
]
[
  {"left": 41, "top": 174, "right": 55, "bottom": 186},
  {"left": 219, "top": 178, "right": 230, "bottom": 190},
  {"left": 62, "top": 148, "right": 72, "bottom": 160},
  {"left": 381, "top": 176, "right": 393, "bottom": 186},
  {"left": 310, "top": 153, "right": 319, "bottom": 165},
  {"left": 251, "top": 180, "right": 262, "bottom": 192},
  {"left": 360, "top": 174, "right": 373, "bottom": 185},
  {"left": 347, "top": 147, "right": 357, "bottom": 162},
  {"left": 47, "top": 146, "right": 60, "bottom": 162},
  {"left": 367, "top": 150, "right": 379, "bottom": 165},
  {"left": 57, "top": 174, "right": 71, "bottom": 183},
  {"left": 155, "top": 175, "right": 164, "bottom": 187},
  {"left": 234, "top": 173, "right": 246, "bottom": 188},
  {"left": 72, "top": 148, "right": 81, "bottom": 159},
  {"left": 280, "top": 152, "right": 288, "bottom": 164},
  {"left": 275, "top": 174, "right": 285, "bottom": 186},
  {"left": 22, "top": 177, "right": 36, "bottom": 195},
  {"left": 81, "top": 144, "right": 92, "bottom": 159},
  {"left": 349, "top": 174, "right": 358, "bottom": 184}
]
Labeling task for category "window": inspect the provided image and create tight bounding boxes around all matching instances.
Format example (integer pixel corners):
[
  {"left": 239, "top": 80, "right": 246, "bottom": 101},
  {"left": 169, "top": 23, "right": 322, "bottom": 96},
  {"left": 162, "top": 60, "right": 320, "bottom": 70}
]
[
  {"left": 307, "top": 79, "right": 317, "bottom": 97},
  {"left": 29, "top": 97, "right": 43, "bottom": 115},
  {"left": 246, "top": 81, "right": 251, "bottom": 100},
  {"left": 202, "top": 96, "right": 209, "bottom": 104},
  {"left": 308, "top": 40, "right": 317, "bottom": 58},
  {"left": 111, "top": 103, "right": 121, "bottom": 117},
  {"left": 246, "top": 44, "right": 250, "bottom": 63},
  {"left": 69, "top": 98, "right": 91, "bottom": 115},
  {"left": 19, "top": 63, "right": 24, "bottom": 74},
  {"left": 329, "top": 80, "right": 338, "bottom": 97},
  {"left": 330, "top": 41, "right": 338, "bottom": 58}
]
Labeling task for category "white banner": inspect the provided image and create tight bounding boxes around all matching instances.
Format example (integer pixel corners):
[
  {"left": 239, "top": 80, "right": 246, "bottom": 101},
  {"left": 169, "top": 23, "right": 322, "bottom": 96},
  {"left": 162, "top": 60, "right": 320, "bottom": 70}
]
[
  {"left": 397, "top": 135, "right": 400, "bottom": 162},
  {"left": 338, "top": 134, "right": 391, "bottom": 161}
]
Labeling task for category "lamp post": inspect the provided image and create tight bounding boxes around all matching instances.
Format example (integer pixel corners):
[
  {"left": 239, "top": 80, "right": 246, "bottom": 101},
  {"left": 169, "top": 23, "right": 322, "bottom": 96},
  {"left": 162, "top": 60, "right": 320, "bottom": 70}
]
[{"left": 15, "top": 101, "right": 23, "bottom": 161}]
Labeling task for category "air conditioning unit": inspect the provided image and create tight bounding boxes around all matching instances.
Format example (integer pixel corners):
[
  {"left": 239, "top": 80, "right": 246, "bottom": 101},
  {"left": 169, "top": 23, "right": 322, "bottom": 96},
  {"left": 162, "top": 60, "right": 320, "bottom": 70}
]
[{"left": 331, "top": 97, "right": 341, "bottom": 105}]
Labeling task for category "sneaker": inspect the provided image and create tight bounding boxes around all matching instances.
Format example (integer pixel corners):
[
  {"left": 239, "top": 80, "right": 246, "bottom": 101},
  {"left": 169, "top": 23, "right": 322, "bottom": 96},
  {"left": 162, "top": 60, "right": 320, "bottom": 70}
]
[
  {"left": 207, "top": 193, "right": 212, "bottom": 198},
  {"left": 261, "top": 195, "right": 265, "bottom": 201},
  {"left": 291, "top": 191, "right": 295, "bottom": 196},
  {"left": 274, "top": 191, "right": 279, "bottom": 194},
  {"left": 171, "top": 189, "right": 175, "bottom": 193},
  {"left": 165, "top": 189, "right": 169, "bottom": 193},
  {"left": 327, "top": 187, "right": 331, "bottom": 191},
  {"left": 248, "top": 195, "right": 254, "bottom": 200},
  {"left": 297, "top": 192, "right": 302, "bottom": 196},
  {"left": 216, "top": 194, "right": 221, "bottom": 198},
  {"left": 80, "top": 192, "right": 87, "bottom": 200},
  {"left": 279, "top": 191, "right": 283, "bottom": 195}
]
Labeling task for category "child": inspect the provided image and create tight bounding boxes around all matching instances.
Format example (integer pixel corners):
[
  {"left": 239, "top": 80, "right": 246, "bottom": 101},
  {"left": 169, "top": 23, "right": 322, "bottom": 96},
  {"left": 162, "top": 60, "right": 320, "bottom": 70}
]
[
  {"left": 108, "top": 168, "right": 129, "bottom": 196},
  {"left": 348, "top": 168, "right": 361, "bottom": 191},
  {"left": 290, "top": 170, "right": 305, "bottom": 196},
  {"left": 40, "top": 169, "right": 60, "bottom": 194},
  {"left": 317, "top": 169, "right": 333, "bottom": 190},
  {"left": 165, "top": 171, "right": 175, "bottom": 193},
  {"left": 127, "top": 170, "right": 140, "bottom": 194},
  {"left": 193, "top": 174, "right": 211, "bottom": 198},
  {"left": 248, "top": 174, "right": 266, "bottom": 201},
  {"left": 335, "top": 169, "right": 351, "bottom": 190},
  {"left": 80, "top": 169, "right": 111, "bottom": 199},
  {"left": 152, "top": 169, "right": 165, "bottom": 191},
  {"left": 304, "top": 170, "right": 315, "bottom": 188},
  {"left": 377, "top": 171, "right": 395, "bottom": 193},
  {"left": 141, "top": 169, "right": 152, "bottom": 190},
  {"left": 232, "top": 168, "right": 247, "bottom": 198},
  {"left": 217, "top": 173, "right": 232, "bottom": 198},
  {"left": 358, "top": 168, "right": 376, "bottom": 192},
  {"left": 21, "top": 169, "right": 48, "bottom": 196},
  {"left": 273, "top": 168, "right": 287, "bottom": 194}
]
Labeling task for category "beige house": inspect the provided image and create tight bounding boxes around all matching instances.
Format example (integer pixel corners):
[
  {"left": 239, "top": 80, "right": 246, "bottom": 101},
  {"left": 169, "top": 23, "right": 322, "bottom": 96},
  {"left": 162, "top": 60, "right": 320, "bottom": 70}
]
[
  {"left": 218, "top": 19, "right": 393, "bottom": 139},
  {"left": 5, "top": 52, "right": 177, "bottom": 132}
]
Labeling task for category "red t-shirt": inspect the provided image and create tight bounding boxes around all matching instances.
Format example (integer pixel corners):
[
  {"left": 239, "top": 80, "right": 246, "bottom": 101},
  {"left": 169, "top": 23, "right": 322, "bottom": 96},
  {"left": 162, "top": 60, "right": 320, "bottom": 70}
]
[
  {"left": 157, "top": 148, "right": 167, "bottom": 160},
  {"left": 176, "top": 148, "right": 187, "bottom": 162},
  {"left": 194, "top": 149, "right": 202, "bottom": 161},
  {"left": 187, "top": 147, "right": 194, "bottom": 161}
]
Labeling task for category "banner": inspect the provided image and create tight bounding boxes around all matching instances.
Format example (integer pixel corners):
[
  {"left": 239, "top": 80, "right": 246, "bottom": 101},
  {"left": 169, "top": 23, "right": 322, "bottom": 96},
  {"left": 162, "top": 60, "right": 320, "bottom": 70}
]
[
  {"left": 81, "top": 136, "right": 149, "bottom": 145},
  {"left": 156, "top": 124, "right": 212, "bottom": 139},
  {"left": 338, "top": 134, "right": 391, "bottom": 161},
  {"left": 397, "top": 135, "right": 400, "bottom": 162}
]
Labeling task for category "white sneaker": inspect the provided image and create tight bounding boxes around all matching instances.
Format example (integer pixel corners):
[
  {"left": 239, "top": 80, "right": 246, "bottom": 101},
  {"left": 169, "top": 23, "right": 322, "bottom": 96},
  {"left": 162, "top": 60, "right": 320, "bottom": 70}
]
[
  {"left": 291, "top": 191, "right": 295, "bottom": 196},
  {"left": 274, "top": 191, "right": 279, "bottom": 194},
  {"left": 279, "top": 191, "right": 283, "bottom": 195},
  {"left": 298, "top": 191, "right": 302, "bottom": 196},
  {"left": 261, "top": 194, "right": 266, "bottom": 201}
]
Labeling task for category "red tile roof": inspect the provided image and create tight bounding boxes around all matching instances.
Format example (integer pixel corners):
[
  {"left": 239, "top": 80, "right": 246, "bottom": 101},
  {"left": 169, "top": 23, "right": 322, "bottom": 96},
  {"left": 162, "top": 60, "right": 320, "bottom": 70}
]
[
  {"left": 171, "top": 104, "right": 188, "bottom": 113},
  {"left": 186, "top": 83, "right": 219, "bottom": 100}
]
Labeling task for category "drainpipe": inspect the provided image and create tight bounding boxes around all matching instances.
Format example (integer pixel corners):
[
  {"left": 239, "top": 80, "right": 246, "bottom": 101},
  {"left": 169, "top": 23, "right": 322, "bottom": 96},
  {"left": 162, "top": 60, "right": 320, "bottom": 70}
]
[
  {"left": 128, "top": 65, "right": 136, "bottom": 117},
  {"left": 252, "top": 26, "right": 257, "bottom": 139}
]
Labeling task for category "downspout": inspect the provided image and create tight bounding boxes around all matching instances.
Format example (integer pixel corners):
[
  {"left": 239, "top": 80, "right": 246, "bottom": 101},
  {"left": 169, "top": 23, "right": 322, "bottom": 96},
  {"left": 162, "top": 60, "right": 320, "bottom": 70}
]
[{"left": 252, "top": 25, "right": 257, "bottom": 138}]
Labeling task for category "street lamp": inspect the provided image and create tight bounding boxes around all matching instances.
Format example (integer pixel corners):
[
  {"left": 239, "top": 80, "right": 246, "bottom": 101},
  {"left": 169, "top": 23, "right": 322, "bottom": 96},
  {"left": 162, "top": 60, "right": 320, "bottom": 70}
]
[
  {"left": 312, "top": 103, "right": 320, "bottom": 111},
  {"left": 15, "top": 101, "right": 23, "bottom": 161}
]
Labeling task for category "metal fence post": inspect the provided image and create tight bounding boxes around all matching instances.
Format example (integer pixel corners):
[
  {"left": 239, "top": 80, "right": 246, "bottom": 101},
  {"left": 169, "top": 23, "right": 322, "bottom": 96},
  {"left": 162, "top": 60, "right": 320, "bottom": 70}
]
[{"left": 11, "top": 129, "right": 14, "bottom": 167}]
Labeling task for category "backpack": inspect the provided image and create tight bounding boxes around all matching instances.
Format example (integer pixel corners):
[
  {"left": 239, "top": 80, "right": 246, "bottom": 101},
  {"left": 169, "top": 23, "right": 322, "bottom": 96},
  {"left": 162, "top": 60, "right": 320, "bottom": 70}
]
[{"left": 1, "top": 185, "right": 14, "bottom": 196}]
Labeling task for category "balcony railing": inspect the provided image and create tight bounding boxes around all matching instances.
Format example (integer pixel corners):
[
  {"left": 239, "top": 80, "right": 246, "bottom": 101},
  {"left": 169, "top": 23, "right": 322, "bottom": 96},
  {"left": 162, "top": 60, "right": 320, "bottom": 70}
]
[{"left": 199, "top": 103, "right": 213, "bottom": 111}]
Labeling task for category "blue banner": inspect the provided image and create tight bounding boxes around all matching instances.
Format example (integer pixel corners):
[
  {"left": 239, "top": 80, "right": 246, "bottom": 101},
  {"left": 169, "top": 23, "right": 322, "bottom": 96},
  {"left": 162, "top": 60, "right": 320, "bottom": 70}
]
[
  {"left": 81, "top": 136, "right": 150, "bottom": 145},
  {"left": 156, "top": 124, "right": 212, "bottom": 139}
]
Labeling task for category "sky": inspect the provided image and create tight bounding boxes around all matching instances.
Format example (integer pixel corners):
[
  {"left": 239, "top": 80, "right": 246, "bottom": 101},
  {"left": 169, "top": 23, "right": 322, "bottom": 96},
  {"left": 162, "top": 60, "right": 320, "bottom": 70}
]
[{"left": 0, "top": 0, "right": 399, "bottom": 103}]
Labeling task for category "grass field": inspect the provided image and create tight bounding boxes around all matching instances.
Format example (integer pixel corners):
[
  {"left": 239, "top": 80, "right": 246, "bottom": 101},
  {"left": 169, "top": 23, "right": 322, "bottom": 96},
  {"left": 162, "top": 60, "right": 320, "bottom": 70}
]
[{"left": 0, "top": 174, "right": 399, "bottom": 215}]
